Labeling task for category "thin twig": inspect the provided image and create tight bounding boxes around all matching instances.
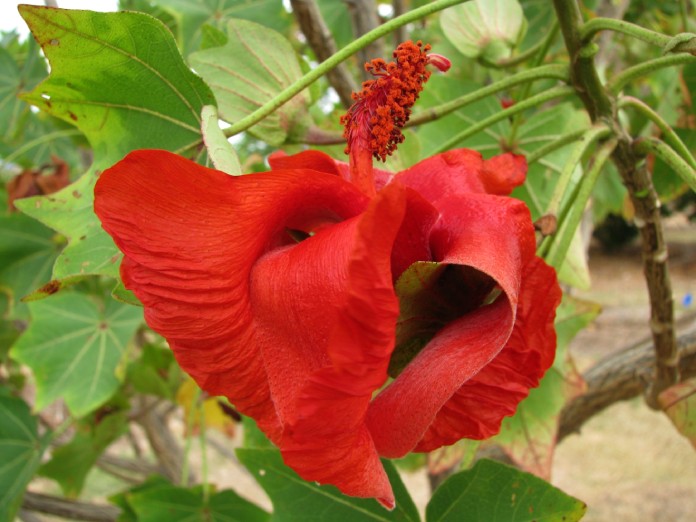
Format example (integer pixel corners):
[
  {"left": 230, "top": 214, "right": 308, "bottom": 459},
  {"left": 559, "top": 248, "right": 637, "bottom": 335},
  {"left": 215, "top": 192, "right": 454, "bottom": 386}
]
[
  {"left": 344, "top": 0, "right": 383, "bottom": 80},
  {"left": 22, "top": 492, "right": 120, "bottom": 522},
  {"left": 290, "top": 0, "right": 357, "bottom": 107},
  {"left": 559, "top": 320, "right": 696, "bottom": 441}
]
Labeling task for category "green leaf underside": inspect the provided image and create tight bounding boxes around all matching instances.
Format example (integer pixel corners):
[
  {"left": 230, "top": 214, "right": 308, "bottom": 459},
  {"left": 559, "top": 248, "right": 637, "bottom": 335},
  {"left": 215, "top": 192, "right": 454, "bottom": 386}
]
[
  {"left": 0, "top": 396, "right": 46, "bottom": 522},
  {"left": 190, "top": 18, "right": 311, "bottom": 146},
  {"left": 440, "top": 0, "right": 525, "bottom": 61},
  {"left": 40, "top": 410, "right": 128, "bottom": 497},
  {"left": 425, "top": 459, "right": 586, "bottom": 522},
  {"left": 418, "top": 76, "right": 510, "bottom": 156},
  {"left": 10, "top": 292, "right": 142, "bottom": 417},
  {"left": 15, "top": 6, "right": 216, "bottom": 288},
  {"left": 126, "top": 483, "right": 270, "bottom": 522},
  {"left": 514, "top": 103, "right": 592, "bottom": 290},
  {"left": 237, "top": 448, "right": 420, "bottom": 522},
  {"left": 201, "top": 104, "right": 242, "bottom": 174},
  {"left": 155, "top": 0, "right": 290, "bottom": 55}
]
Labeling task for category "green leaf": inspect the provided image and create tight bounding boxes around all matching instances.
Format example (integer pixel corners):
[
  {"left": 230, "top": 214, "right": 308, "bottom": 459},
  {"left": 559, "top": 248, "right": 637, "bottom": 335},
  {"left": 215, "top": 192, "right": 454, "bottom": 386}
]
[
  {"left": 200, "top": 23, "right": 229, "bottom": 50},
  {"left": 514, "top": 103, "right": 592, "bottom": 289},
  {"left": 155, "top": 0, "right": 290, "bottom": 55},
  {"left": 16, "top": 5, "right": 216, "bottom": 285},
  {"left": 495, "top": 296, "right": 598, "bottom": 477},
  {"left": 20, "top": 6, "right": 215, "bottom": 164},
  {"left": 237, "top": 448, "right": 421, "bottom": 521},
  {"left": 14, "top": 170, "right": 122, "bottom": 282},
  {"left": 10, "top": 292, "right": 142, "bottom": 417},
  {"left": 653, "top": 128, "right": 696, "bottom": 200},
  {"left": 201, "top": 104, "right": 242, "bottom": 174},
  {"left": 190, "top": 18, "right": 312, "bottom": 146},
  {"left": 0, "top": 395, "right": 48, "bottom": 522},
  {"left": 417, "top": 76, "right": 509, "bottom": 156},
  {"left": 426, "top": 459, "right": 586, "bottom": 522},
  {"left": 127, "top": 343, "right": 181, "bottom": 400},
  {"left": 659, "top": 376, "right": 696, "bottom": 449},
  {"left": 126, "top": 483, "right": 270, "bottom": 522},
  {"left": 441, "top": 0, "right": 526, "bottom": 61},
  {"left": 40, "top": 409, "right": 128, "bottom": 497},
  {"left": 0, "top": 36, "right": 46, "bottom": 142},
  {"left": 0, "top": 213, "right": 60, "bottom": 318}
]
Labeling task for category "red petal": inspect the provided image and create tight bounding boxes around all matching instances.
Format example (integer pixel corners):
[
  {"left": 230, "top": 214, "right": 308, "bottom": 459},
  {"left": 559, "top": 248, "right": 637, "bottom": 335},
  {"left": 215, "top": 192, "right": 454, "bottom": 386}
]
[
  {"left": 266, "top": 183, "right": 407, "bottom": 505},
  {"left": 268, "top": 150, "right": 343, "bottom": 177},
  {"left": 414, "top": 256, "right": 561, "bottom": 451},
  {"left": 269, "top": 149, "right": 393, "bottom": 191},
  {"left": 94, "top": 150, "right": 367, "bottom": 440},
  {"left": 366, "top": 193, "right": 539, "bottom": 457},
  {"left": 394, "top": 149, "right": 527, "bottom": 201}
]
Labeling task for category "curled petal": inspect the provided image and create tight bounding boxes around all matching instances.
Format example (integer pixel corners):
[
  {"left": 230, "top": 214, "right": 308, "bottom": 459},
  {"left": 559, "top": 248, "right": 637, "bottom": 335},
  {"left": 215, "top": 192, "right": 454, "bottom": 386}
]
[
  {"left": 415, "top": 256, "right": 561, "bottom": 451},
  {"left": 394, "top": 149, "right": 527, "bottom": 201},
  {"left": 366, "top": 193, "right": 539, "bottom": 457},
  {"left": 95, "top": 150, "right": 367, "bottom": 440},
  {"left": 240, "top": 182, "right": 407, "bottom": 504}
]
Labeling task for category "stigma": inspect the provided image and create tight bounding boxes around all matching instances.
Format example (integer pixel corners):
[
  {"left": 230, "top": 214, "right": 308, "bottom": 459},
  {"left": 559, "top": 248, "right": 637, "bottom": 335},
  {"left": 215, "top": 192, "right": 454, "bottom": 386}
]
[{"left": 341, "top": 41, "right": 450, "bottom": 196}]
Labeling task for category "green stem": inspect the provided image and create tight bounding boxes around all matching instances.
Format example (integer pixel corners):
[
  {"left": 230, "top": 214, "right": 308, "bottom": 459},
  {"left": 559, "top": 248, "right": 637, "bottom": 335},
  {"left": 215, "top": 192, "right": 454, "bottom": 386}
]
[
  {"left": 609, "top": 53, "right": 696, "bottom": 94},
  {"left": 199, "top": 400, "right": 209, "bottom": 502},
  {"left": 508, "top": 23, "right": 561, "bottom": 144},
  {"left": 544, "top": 138, "right": 618, "bottom": 268},
  {"left": 181, "top": 386, "right": 201, "bottom": 487},
  {"left": 580, "top": 18, "right": 695, "bottom": 51},
  {"left": 408, "top": 64, "right": 568, "bottom": 127},
  {"left": 619, "top": 96, "right": 696, "bottom": 171},
  {"left": 545, "top": 124, "right": 612, "bottom": 217},
  {"left": 634, "top": 136, "right": 696, "bottom": 192},
  {"left": 223, "top": 0, "right": 470, "bottom": 138},
  {"left": 525, "top": 127, "right": 590, "bottom": 165},
  {"left": 434, "top": 85, "right": 575, "bottom": 154}
]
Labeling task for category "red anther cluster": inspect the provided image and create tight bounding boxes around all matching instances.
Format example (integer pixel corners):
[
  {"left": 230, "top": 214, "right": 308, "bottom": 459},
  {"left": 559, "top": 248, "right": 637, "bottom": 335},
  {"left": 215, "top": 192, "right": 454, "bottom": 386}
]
[{"left": 341, "top": 41, "right": 436, "bottom": 162}]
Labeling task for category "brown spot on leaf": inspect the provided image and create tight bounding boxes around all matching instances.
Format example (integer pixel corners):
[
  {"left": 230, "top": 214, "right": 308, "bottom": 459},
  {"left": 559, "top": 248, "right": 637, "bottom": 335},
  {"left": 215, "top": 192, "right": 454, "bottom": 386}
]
[
  {"left": 110, "top": 255, "right": 120, "bottom": 264},
  {"left": 50, "top": 39, "right": 59, "bottom": 46},
  {"left": 68, "top": 111, "right": 78, "bottom": 121},
  {"left": 79, "top": 235, "right": 86, "bottom": 241},
  {"left": 37, "top": 280, "right": 61, "bottom": 296},
  {"left": 72, "top": 190, "right": 82, "bottom": 198}
]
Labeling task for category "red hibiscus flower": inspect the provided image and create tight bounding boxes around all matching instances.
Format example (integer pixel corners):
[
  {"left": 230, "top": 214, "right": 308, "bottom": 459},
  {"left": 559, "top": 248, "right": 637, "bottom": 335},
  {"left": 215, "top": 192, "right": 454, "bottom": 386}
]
[{"left": 94, "top": 41, "right": 560, "bottom": 509}]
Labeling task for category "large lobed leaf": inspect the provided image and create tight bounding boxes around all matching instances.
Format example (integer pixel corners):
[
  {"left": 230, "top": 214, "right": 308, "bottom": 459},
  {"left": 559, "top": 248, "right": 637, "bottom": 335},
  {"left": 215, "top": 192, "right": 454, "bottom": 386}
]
[
  {"left": 426, "top": 459, "right": 586, "bottom": 522},
  {"left": 190, "top": 18, "right": 312, "bottom": 146},
  {"left": 10, "top": 291, "right": 142, "bottom": 417},
  {"left": 15, "top": 5, "right": 216, "bottom": 287},
  {"left": 153, "top": 0, "right": 290, "bottom": 55},
  {"left": 112, "top": 478, "right": 270, "bottom": 522},
  {"left": 0, "top": 395, "right": 48, "bottom": 522},
  {"left": 237, "top": 448, "right": 421, "bottom": 521}
]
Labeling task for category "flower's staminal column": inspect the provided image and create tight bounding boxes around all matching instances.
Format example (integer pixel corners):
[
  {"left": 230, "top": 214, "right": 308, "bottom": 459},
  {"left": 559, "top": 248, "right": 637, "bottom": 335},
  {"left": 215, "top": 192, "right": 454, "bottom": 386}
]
[{"left": 340, "top": 41, "right": 450, "bottom": 196}]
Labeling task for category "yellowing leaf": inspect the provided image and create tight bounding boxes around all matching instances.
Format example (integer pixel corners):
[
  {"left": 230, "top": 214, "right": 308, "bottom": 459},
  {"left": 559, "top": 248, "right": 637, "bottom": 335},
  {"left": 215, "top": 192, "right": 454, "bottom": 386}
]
[{"left": 176, "top": 378, "right": 237, "bottom": 437}]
